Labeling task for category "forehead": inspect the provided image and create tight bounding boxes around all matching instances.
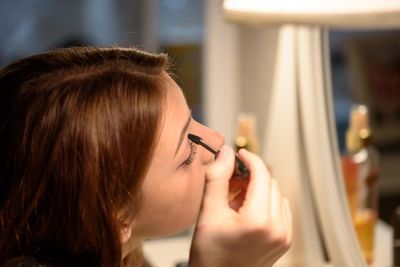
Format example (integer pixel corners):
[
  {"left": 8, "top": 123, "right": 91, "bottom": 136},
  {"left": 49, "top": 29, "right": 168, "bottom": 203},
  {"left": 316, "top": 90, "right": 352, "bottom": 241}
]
[
  {"left": 153, "top": 74, "right": 189, "bottom": 157},
  {"left": 163, "top": 74, "right": 188, "bottom": 120}
]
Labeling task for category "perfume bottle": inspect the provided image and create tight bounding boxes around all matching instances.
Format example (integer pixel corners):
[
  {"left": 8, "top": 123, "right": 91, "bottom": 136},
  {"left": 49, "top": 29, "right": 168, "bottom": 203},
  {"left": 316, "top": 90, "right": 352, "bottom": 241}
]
[
  {"left": 342, "top": 104, "right": 379, "bottom": 264},
  {"left": 235, "top": 113, "right": 259, "bottom": 154},
  {"left": 230, "top": 113, "right": 259, "bottom": 201}
]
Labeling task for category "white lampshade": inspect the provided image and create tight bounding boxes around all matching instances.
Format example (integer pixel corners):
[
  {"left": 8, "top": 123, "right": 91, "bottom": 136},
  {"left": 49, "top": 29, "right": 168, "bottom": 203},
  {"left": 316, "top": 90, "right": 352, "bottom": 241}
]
[{"left": 224, "top": 0, "right": 400, "bottom": 28}]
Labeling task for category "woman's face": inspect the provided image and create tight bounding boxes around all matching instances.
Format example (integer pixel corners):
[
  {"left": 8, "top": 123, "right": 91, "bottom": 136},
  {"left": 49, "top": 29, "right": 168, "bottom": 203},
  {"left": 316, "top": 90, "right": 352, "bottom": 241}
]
[{"left": 131, "top": 74, "right": 224, "bottom": 240}]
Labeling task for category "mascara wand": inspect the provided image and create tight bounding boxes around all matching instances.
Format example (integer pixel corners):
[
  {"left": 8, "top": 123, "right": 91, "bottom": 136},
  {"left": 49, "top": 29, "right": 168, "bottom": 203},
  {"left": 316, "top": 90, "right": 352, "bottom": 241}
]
[{"left": 188, "top": 133, "right": 249, "bottom": 179}]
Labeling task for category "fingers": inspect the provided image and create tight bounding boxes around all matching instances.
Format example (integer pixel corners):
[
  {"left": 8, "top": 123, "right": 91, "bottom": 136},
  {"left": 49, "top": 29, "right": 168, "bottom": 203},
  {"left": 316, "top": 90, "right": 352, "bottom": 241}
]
[
  {"left": 283, "top": 197, "right": 293, "bottom": 247},
  {"left": 269, "top": 179, "right": 281, "bottom": 224},
  {"left": 237, "top": 148, "right": 273, "bottom": 216},
  {"left": 191, "top": 148, "right": 293, "bottom": 267},
  {"left": 238, "top": 149, "right": 292, "bottom": 249},
  {"left": 202, "top": 146, "right": 235, "bottom": 209}
]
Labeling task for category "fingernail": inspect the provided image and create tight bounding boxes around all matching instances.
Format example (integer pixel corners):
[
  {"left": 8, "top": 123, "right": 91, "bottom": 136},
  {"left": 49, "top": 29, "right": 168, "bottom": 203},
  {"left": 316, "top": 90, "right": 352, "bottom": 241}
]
[{"left": 238, "top": 148, "right": 247, "bottom": 153}]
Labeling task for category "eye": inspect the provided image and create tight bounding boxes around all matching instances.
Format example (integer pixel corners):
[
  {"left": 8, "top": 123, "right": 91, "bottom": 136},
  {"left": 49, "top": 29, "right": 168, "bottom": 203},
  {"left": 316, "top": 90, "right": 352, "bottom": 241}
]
[{"left": 181, "top": 140, "right": 198, "bottom": 167}]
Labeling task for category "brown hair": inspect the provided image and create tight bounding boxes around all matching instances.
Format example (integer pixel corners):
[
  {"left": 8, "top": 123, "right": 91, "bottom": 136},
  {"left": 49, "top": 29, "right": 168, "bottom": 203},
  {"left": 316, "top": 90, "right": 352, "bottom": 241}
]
[{"left": 0, "top": 47, "right": 169, "bottom": 266}]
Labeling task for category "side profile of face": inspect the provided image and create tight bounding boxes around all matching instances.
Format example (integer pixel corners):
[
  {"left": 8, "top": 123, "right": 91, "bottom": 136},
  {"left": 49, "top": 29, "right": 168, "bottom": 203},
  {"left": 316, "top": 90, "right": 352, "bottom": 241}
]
[{"left": 127, "top": 73, "right": 224, "bottom": 243}]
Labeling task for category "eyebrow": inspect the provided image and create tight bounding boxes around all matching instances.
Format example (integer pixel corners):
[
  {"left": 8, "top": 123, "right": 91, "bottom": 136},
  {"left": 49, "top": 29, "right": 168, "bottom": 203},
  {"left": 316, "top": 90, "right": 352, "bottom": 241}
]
[{"left": 174, "top": 113, "right": 192, "bottom": 157}]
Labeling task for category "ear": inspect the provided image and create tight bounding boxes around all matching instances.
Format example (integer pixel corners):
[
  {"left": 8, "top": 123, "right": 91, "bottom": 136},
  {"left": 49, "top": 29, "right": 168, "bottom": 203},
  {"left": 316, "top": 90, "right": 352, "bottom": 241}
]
[{"left": 120, "top": 224, "right": 132, "bottom": 244}]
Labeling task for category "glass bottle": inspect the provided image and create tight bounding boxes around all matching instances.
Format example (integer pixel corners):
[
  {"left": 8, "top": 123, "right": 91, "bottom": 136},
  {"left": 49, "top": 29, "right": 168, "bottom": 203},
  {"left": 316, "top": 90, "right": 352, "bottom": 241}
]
[
  {"left": 235, "top": 113, "right": 259, "bottom": 154},
  {"left": 342, "top": 104, "right": 379, "bottom": 264}
]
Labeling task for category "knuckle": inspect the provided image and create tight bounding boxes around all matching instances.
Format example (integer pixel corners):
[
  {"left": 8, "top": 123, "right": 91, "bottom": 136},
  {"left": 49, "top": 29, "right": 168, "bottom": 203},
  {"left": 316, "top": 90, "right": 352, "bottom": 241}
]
[
  {"left": 242, "top": 220, "right": 271, "bottom": 239},
  {"left": 269, "top": 228, "right": 287, "bottom": 246},
  {"left": 284, "top": 235, "right": 292, "bottom": 250},
  {"left": 239, "top": 219, "right": 291, "bottom": 252}
]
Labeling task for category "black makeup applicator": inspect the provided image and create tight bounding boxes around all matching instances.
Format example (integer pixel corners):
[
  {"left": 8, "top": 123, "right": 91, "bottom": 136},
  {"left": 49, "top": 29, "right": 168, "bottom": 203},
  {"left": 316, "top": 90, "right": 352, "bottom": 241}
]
[{"left": 188, "top": 133, "right": 249, "bottom": 179}]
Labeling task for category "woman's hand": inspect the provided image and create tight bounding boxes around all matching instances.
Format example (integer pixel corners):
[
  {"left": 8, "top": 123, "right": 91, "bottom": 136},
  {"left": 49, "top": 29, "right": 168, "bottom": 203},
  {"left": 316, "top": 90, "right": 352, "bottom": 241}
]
[{"left": 189, "top": 146, "right": 292, "bottom": 267}]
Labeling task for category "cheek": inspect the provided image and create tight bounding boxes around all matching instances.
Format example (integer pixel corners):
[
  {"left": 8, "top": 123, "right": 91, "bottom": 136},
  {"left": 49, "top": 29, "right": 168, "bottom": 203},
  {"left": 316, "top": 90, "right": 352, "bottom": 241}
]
[
  {"left": 171, "top": 165, "right": 206, "bottom": 218},
  {"left": 133, "top": 164, "right": 206, "bottom": 238},
  {"left": 184, "top": 165, "right": 207, "bottom": 205}
]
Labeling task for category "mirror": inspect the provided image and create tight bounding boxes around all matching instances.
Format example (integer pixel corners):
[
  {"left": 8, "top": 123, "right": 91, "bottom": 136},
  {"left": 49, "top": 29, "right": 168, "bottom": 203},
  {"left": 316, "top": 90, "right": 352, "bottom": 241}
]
[
  {"left": 330, "top": 29, "right": 400, "bottom": 224},
  {"left": 330, "top": 28, "right": 400, "bottom": 264}
]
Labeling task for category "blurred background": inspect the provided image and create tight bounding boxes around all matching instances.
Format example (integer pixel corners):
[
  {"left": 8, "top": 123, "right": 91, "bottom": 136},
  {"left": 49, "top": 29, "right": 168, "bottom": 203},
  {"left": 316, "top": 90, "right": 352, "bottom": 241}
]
[
  {"left": 0, "top": 0, "right": 399, "bottom": 241},
  {"left": 0, "top": 0, "right": 204, "bottom": 122}
]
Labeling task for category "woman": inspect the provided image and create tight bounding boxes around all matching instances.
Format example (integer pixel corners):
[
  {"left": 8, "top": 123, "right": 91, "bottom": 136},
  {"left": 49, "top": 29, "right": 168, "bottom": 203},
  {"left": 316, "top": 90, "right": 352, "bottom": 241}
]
[{"left": 0, "top": 47, "right": 292, "bottom": 266}]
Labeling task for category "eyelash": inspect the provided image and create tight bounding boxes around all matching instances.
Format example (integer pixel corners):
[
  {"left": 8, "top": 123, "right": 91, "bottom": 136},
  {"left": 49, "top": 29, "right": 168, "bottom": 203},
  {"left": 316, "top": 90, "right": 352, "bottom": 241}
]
[{"left": 182, "top": 140, "right": 198, "bottom": 167}]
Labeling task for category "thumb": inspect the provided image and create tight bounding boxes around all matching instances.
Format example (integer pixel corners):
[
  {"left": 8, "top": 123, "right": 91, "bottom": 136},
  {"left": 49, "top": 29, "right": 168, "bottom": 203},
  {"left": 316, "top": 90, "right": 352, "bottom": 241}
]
[{"left": 202, "top": 146, "right": 235, "bottom": 210}]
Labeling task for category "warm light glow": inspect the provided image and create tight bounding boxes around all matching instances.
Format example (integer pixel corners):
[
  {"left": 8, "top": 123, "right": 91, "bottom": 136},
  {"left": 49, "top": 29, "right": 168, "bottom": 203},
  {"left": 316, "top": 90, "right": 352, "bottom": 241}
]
[
  {"left": 223, "top": 0, "right": 400, "bottom": 27},
  {"left": 225, "top": 0, "right": 400, "bottom": 14}
]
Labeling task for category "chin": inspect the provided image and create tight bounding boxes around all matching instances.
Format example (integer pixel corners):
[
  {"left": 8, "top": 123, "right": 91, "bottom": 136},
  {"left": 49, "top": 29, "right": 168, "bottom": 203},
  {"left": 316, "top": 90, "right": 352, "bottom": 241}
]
[{"left": 163, "top": 217, "right": 197, "bottom": 238}]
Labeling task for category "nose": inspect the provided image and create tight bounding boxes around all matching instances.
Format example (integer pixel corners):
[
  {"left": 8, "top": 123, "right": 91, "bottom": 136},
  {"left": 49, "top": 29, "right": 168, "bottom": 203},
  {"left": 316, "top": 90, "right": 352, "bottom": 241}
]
[
  {"left": 210, "top": 130, "right": 225, "bottom": 151},
  {"left": 192, "top": 122, "right": 225, "bottom": 164}
]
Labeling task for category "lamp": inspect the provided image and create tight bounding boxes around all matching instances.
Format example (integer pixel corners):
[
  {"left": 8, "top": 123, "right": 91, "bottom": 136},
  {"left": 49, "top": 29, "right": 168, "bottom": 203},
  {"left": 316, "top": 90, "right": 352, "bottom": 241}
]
[
  {"left": 222, "top": 1, "right": 400, "bottom": 266},
  {"left": 224, "top": 0, "right": 400, "bottom": 28}
]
